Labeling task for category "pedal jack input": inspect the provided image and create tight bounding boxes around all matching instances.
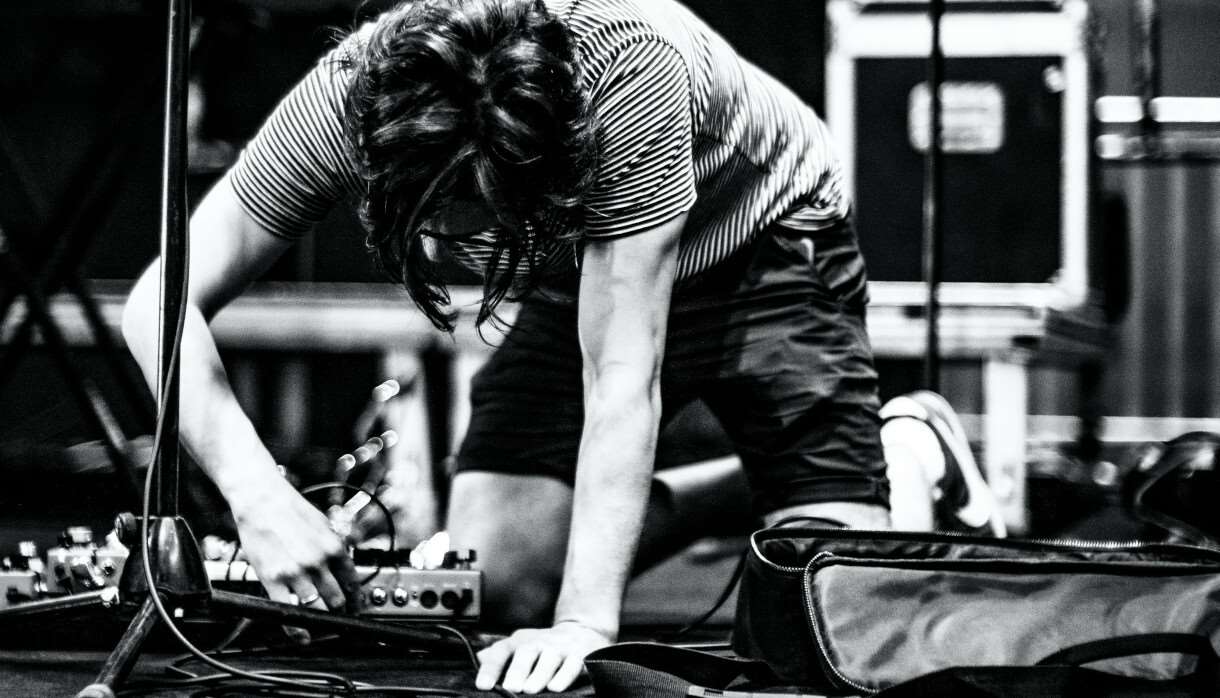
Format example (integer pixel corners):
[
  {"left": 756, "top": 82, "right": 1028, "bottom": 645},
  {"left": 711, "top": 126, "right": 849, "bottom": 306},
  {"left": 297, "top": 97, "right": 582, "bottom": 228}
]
[{"left": 419, "top": 589, "right": 438, "bottom": 609}]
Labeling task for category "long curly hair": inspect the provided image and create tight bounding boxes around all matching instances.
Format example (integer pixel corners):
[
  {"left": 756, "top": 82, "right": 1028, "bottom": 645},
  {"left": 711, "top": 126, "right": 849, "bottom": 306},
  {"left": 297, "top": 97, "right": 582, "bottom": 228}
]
[{"left": 343, "top": 0, "right": 597, "bottom": 331}]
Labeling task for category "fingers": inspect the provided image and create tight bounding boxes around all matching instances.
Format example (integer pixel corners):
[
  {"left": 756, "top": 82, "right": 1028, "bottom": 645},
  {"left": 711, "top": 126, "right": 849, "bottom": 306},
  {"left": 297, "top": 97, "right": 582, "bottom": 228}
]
[
  {"left": 263, "top": 578, "right": 312, "bottom": 645},
  {"left": 347, "top": 492, "right": 387, "bottom": 543},
  {"left": 547, "top": 655, "right": 586, "bottom": 693},
  {"left": 264, "top": 540, "right": 355, "bottom": 612},
  {"left": 328, "top": 553, "right": 363, "bottom": 613},
  {"left": 500, "top": 643, "right": 541, "bottom": 693},
  {"left": 301, "top": 536, "right": 361, "bottom": 611},
  {"left": 474, "top": 634, "right": 588, "bottom": 694},
  {"left": 522, "top": 649, "right": 563, "bottom": 694},
  {"left": 263, "top": 577, "right": 295, "bottom": 606},
  {"left": 475, "top": 640, "right": 512, "bottom": 691},
  {"left": 239, "top": 487, "right": 361, "bottom": 614},
  {"left": 307, "top": 569, "right": 345, "bottom": 611},
  {"left": 411, "top": 532, "right": 451, "bottom": 569}
]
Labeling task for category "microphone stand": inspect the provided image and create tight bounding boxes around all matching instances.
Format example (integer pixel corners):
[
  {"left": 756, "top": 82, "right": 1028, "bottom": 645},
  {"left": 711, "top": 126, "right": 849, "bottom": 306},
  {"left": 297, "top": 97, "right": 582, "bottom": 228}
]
[
  {"left": 0, "top": 3, "right": 455, "bottom": 696},
  {"left": 922, "top": 0, "right": 945, "bottom": 392}
]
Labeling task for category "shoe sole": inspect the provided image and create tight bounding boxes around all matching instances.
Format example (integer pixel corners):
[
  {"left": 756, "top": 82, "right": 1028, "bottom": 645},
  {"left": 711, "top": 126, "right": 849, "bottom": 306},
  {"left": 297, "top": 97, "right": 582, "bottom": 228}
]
[{"left": 882, "top": 391, "right": 1007, "bottom": 537}]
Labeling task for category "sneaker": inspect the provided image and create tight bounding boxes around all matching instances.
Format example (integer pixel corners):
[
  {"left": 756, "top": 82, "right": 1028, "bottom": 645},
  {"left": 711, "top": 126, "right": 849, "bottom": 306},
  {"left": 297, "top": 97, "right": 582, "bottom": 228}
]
[{"left": 880, "top": 390, "right": 1007, "bottom": 537}]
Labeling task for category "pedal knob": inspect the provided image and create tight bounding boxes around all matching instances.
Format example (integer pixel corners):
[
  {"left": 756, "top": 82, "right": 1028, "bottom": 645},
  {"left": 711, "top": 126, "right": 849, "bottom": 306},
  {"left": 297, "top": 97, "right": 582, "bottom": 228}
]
[
  {"left": 392, "top": 588, "right": 408, "bottom": 607},
  {"left": 70, "top": 562, "right": 104, "bottom": 590},
  {"left": 113, "top": 513, "right": 139, "bottom": 547},
  {"left": 444, "top": 550, "right": 478, "bottom": 569},
  {"left": 370, "top": 587, "right": 388, "bottom": 606},
  {"left": 66, "top": 526, "right": 94, "bottom": 546}
]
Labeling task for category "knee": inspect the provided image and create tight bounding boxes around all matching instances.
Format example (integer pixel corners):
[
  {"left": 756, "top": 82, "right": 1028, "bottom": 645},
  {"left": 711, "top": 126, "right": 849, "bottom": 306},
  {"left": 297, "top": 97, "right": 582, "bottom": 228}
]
[
  {"left": 480, "top": 558, "right": 562, "bottom": 626},
  {"left": 445, "top": 473, "right": 573, "bottom": 626}
]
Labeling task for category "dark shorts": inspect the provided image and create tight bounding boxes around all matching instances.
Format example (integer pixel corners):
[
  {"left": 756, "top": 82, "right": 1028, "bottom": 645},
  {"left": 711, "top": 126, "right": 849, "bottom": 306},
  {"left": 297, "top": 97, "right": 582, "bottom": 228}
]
[{"left": 454, "top": 216, "right": 888, "bottom": 514}]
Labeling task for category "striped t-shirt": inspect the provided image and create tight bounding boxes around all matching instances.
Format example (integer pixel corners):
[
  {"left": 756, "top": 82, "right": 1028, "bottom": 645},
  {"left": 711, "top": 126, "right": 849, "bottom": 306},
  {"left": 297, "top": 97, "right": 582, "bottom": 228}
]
[{"left": 226, "top": 0, "right": 850, "bottom": 283}]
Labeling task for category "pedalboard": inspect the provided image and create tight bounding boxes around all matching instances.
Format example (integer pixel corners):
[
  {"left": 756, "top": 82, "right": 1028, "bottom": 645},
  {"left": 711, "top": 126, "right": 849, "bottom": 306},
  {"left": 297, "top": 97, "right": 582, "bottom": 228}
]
[
  {"left": 1, "top": 541, "right": 45, "bottom": 609},
  {"left": 1, "top": 527, "right": 481, "bottom": 622},
  {"left": 0, "top": 569, "right": 40, "bottom": 610},
  {"left": 208, "top": 559, "right": 481, "bottom": 620},
  {"left": 1, "top": 530, "right": 127, "bottom": 609},
  {"left": 43, "top": 527, "right": 127, "bottom": 596}
]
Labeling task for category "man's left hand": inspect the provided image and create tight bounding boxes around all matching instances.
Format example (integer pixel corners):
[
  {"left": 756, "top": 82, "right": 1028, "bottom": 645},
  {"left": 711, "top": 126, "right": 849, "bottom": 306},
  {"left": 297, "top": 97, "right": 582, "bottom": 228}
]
[{"left": 475, "top": 620, "right": 613, "bottom": 693}]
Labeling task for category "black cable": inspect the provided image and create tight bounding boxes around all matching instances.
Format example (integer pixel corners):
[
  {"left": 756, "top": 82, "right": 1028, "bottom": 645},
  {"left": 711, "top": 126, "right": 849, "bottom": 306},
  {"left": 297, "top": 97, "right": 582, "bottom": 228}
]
[
  {"left": 299, "top": 481, "right": 398, "bottom": 585},
  {"left": 211, "top": 618, "right": 255, "bottom": 654},
  {"left": 185, "top": 686, "right": 464, "bottom": 697},
  {"left": 224, "top": 537, "right": 243, "bottom": 582},
  {"left": 432, "top": 623, "right": 482, "bottom": 672},
  {"left": 151, "top": 629, "right": 479, "bottom": 698},
  {"left": 664, "top": 515, "right": 849, "bottom": 639},
  {"left": 147, "top": 483, "right": 479, "bottom": 694},
  {"left": 132, "top": 131, "right": 478, "bottom": 698},
  {"left": 120, "top": 669, "right": 358, "bottom": 695},
  {"left": 665, "top": 549, "right": 745, "bottom": 640},
  {"left": 120, "top": 670, "right": 469, "bottom": 697},
  {"left": 166, "top": 625, "right": 343, "bottom": 680},
  {"left": 159, "top": 619, "right": 481, "bottom": 693},
  {"left": 166, "top": 625, "right": 479, "bottom": 679},
  {"left": 211, "top": 469, "right": 398, "bottom": 585},
  {"left": 127, "top": 13, "right": 478, "bottom": 690},
  {"left": 132, "top": 626, "right": 477, "bottom": 696},
  {"left": 135, "top": 212, "right": 358, "bottom": 697}
]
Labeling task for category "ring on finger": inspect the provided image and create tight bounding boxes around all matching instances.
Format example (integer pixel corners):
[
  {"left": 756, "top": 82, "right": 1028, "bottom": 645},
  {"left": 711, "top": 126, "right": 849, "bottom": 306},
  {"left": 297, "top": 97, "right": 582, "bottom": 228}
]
[{"left": 297, "top": 591, "right": 321, "bottom": 606}]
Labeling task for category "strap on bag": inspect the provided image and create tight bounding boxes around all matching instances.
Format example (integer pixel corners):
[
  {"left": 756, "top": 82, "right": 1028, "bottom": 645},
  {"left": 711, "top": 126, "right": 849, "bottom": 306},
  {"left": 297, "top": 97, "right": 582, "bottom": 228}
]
[
  {"left": 875, "top": 633, "right": 1220, "bottom": 698},
  {"left": 585, "top": 634, "right": 1220, "bottom": 698},
  {"left": 1036, "top": 632, "right": 1219, "bottom": 673},
  {"left": 584, "top": 643, "right": 789, "bottom": 698},
  {"left": 1037, "top": 632, "right": 1220, "bottom": 696}
]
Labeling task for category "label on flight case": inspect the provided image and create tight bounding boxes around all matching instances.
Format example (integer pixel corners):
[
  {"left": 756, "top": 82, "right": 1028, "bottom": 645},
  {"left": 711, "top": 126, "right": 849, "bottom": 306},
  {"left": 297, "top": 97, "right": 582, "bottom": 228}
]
[{"left": 908, "top": 81, "right": 1006, "bottom": 154}]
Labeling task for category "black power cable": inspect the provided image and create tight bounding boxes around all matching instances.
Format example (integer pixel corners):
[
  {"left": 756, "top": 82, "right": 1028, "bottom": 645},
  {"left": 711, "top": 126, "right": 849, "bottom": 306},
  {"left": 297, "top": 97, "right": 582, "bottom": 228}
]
[{"left": 664, "top": 516, "right": 848, "bottom": 641}]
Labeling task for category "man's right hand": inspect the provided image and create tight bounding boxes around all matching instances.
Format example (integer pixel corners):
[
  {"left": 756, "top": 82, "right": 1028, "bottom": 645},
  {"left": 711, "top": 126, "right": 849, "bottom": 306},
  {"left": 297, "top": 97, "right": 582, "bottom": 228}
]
[{"left": 228, "top": 477, "right": 360, "bottom": 611}]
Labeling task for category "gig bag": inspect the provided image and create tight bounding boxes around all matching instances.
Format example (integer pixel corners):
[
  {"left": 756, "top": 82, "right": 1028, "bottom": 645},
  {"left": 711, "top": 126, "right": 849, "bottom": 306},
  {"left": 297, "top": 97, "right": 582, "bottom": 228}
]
[{"left": 731, "top": 528, "right": 1220, "bottom": 695}]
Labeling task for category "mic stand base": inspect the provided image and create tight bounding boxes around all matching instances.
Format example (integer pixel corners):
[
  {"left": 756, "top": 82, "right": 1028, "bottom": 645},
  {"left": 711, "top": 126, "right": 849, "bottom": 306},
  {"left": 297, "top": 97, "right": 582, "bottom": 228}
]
[{"left": 0, "top": 515, "right": 458, "bottom": 698}]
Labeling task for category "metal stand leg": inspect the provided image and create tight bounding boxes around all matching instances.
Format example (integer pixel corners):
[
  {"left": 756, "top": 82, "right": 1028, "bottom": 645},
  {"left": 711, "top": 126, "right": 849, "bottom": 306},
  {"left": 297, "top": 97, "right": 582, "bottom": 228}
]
[
  {"left": 76, "top": 596, "right": 161, "bottom": 698},
  {"left": 0, "top": 514, "right": 459, "bottom": 696},
  {"left": 984, "top": 351, "right": 1031, "bottom": 535}
]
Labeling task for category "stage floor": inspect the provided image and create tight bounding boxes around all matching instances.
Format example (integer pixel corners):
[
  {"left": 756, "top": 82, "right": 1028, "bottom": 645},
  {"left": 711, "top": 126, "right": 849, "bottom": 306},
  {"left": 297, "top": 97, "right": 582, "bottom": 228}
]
[{"left": 0, "top": 523, "right": 742, "bottom": 698}]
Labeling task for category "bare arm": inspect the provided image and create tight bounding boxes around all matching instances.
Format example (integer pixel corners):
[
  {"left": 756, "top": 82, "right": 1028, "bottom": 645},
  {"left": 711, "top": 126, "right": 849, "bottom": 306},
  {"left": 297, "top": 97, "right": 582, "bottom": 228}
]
[
  {"left": 121, "top": 180, "right": 357, "bottom": 609},
  {"left": 476, "top": 211, "right": 685, "bottom": 693},
  {"left": 123, "top": 180, "right": 286, "bottom": 497},
  {"left": 558, "top": 212, "right": 685, "bottom": 634}
]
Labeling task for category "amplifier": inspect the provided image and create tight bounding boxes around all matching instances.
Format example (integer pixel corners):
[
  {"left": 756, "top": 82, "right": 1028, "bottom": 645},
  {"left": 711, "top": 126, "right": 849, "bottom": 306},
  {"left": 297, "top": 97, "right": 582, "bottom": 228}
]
[{"left": 825, "top": 0, "right": 1095, "bottom": 308}]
